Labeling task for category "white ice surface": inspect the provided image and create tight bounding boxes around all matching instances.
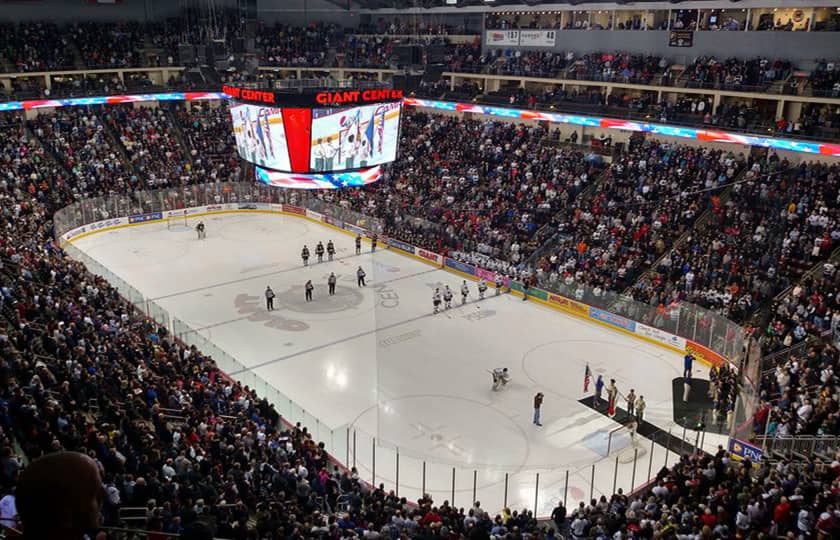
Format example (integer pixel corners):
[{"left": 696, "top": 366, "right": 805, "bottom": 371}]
[{"left": 71, "top": 212, "right": 726, "bottom": 516}]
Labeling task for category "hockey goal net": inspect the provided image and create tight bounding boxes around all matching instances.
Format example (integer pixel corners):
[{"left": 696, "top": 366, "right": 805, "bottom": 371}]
[{"left": 166, "top": 210, "right": 188, "bottom": 230}]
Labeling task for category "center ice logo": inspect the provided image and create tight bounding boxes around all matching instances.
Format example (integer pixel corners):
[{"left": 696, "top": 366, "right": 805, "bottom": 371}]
[{"left": 234, "top": 294, "right": 310, "bottom": 332}]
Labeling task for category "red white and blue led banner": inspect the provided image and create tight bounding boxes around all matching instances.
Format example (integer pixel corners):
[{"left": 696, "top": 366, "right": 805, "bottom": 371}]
[
  {"left": 404, "top": 97, "right": 840, "bottom": 157},
  {"left": 0, "top": 92, "right": 838, "bottom": 157},
  {"left": 255, "top": 165, "right": 382, "bottom": 189},
  {"left": 0, "top": 92, "right": 227, "bottom": 112}
]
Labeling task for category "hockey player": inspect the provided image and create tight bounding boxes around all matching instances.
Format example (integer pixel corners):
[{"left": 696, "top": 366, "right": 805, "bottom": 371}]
[
  {"left": 491, "top": 368, "right": 511, "bottom": 391},
  {"left": 316, "top": 241, "right": 325, "bottom": 263},
  {"left": 355, "top": 234, "right": 362, "bottom": 255},
  {"left": 495, "top": 273, "right": 503, "bottom": 296},
  {"left": 443, "top": 286, "right": 453, "bottom": 309},
  {"left": 478, "top": 279, "right": 488, "bottom": 300},
  {"left": 433, "top": 288, "right": 442, "bottom": 314},
  {"left": 195, "top": 221, "right": 206, "bottom": 240},
  {"left": 357, "top": 266, "right": 366, "bottom": 287},
  {"left": 371, "top": 233, "right": 378, "bottom": 252},
  {"left": 265, "top": 286, "right": 275, "bottom": 311},
  {"left": 461, "top": 280, "right": 470, "bottom": 305},
  {"left": 305, "top": 280, "right": 314, "bottom": 302},
  {"left": 301, "top": 245, "right": 310, "bottom": 266},
  {"left": 328, "top": 272, "right": 337, "bottom": 295},
  {"left": 327, "top": 240, "right": 335, "bottom": 261}
]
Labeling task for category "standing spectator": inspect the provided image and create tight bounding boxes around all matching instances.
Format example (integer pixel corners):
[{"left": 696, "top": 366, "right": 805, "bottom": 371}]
[
  {"left": 533, "top": 392, "right": 544, "bottom": 426},
  {"left": 15, "top": 452, "right": 105, "bottom": 540}
]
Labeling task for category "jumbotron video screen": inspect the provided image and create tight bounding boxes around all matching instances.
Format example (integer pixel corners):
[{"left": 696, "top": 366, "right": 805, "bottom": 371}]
[
  {"left": 230, "top": 101, "right": 402, "bottom": 174},
  {"left": 310, "top": 102, "right": 401, "bottom": 172}
]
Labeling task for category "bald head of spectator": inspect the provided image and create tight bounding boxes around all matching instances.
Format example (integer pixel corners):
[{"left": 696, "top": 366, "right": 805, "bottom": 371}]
[{"left": 16, "top": 452, "right": 104, "bottom": 539}]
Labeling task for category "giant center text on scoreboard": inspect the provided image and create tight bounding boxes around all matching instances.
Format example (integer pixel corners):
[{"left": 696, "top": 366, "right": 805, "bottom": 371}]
[{"left": 224, "top": 81, "right": 403, "bottom": 187}]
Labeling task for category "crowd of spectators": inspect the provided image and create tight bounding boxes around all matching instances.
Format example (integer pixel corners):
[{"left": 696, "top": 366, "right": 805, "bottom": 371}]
[
  {"left": 629, "top": 158, "right": 838, "bottom": 326},
  {"left": 322, "top": 112, "right": 605, "bottom": 266},
  {"left": 810, "top": 60, "right": 840, "bottom": 98},
  {"left": 171, "top": 102, "right": 241, "bottom": 184},
  {"left": 531, "top": 135, "right": 744, "bottom": 299},
  {"left": 259, "top": 23, "right": 340, "bottom": 68},
  {"left": 0, "top": 86, "right": 838, "bottom": 539},
  {"left": 70, "top": 22, "right": 145, "bottom": 69},
  {"left": 0, "top": 22, "right": 73, "bottom": 72},
  {"left": 30, "top": 108, "right": 137, "bottom": 196},
  {"left": 682, "top": 56, "right": 792, "bottom": 91},
  {"left": 565, "top": 52, "right": 669, "bottom": 85},
  {"left": 359, "top": 18, "right": 476, "bottom": 36},
  {"left": 106, "top": 105, "right": 191, "bottom": 188}
]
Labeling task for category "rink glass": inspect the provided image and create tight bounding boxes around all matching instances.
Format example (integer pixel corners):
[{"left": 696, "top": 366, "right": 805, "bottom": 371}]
[{"left": 54, "top": 181, "right": 751, "bottom": 516}]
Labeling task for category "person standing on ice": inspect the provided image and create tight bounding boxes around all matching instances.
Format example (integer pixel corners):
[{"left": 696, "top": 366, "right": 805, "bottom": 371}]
[
  {"left": 315, "top": 241, "right": 325, "bottom": 263},
  {"left": 626, "top": 388, "right": 637, "bottom": 416},
  {"left": 443, "top": 286, "right": 453, "bottom": 309},
  {"left": 606, "top": 379, "right": 618, "bottom": 416},
  {"left": 533, "top": 392, "right": 544, "bottom": 426},
  {"left": 265, "top": 286, "right": 275, "bottom": 311},
  {"left": 460, "top": 281, "right": 469, "bottom": 305},
  {"left": 328, "top": 273, "right": 337, "bottom": 296},
  {"left": 433, "top": 288, "right": 442, "bottom": 314},
  {"left": 357, "top": 266, "right": 366, "bottom": 287},
  {"left": 594, "top": 374, "right": 604, "bottom": 406},
  {"left": 327, "top": 240, "right": 335, "bottom": 261},
  {"left": 636, "top": 395, "right": 646, "bottom": 423},
  {"left": 684, "top": 352, "right": 694, "bottom": 380},
  {"left": 355, "top": 234, "right": 362, "bottom": 255},
  {"left": 301, "top": 245, "right": 310, "bottom": 266},
  {"left": 305, "top": 280, "right": 314, "bottom": 302}
]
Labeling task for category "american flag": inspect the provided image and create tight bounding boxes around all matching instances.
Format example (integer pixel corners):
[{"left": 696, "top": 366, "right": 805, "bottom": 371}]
[
  {"left": 256, "top": 166, "right": 382, "bottom": 190},
  {"left": 583, "top": 364, "right": 591, "bottom": 392}
]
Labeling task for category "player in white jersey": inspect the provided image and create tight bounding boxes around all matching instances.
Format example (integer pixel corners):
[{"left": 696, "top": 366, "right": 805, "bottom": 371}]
[
  {"left": 491, "top": 368, "right": 511, "bottom": 391},
  {"left": 433, "top": 288, "right": 442, "bottom": 314},
  {"left": 461, "top": 281, "right": 470, "bottom": 305},
  {"left": 478, "top": 279, "right": 488, "bottom": 300},
  {"left": 443, "top": 286, "right": 453, "bottom": 309},
  {"left": 495, "top": 273, "right": 504, "bottom": 296}
]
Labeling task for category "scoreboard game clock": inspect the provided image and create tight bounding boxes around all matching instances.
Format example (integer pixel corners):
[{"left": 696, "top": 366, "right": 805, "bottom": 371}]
[{"left": 223, "top": 80, "right": 403, "bottom": 189}]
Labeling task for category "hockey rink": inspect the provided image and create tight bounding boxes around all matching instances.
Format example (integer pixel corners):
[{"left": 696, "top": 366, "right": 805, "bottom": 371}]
[{"left": 70, "top": 211, "right": 727, "bottom": 516}]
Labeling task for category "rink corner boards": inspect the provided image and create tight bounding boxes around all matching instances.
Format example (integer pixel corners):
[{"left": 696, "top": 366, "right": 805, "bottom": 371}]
[{"left": 59, "top": 204, "right": 727, "bottom": 369}]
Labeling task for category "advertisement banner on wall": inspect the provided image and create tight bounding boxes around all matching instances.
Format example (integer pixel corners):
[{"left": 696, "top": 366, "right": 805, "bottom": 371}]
[
  {"left": 518, "top": 30, "right": 556, "bottom": 47},
  {"left": 636, "top": 323, "right": 687, "bottom": 351},
  {"left": 445, "top": 258, "right": 476, "bottom": 277},
  {"left": 548, "top": 293, "right": 589, "bottom": 316},
  {"left": 305, "top": 209, "right": 323, "bottom": 221},
  {"left": 668, "top": 30, "right": 694, "bottom": 47},
  {"left": 416, "top": 248, "right": 443, "bottom": 266},
  {"left": 589, "top": 307, "right": 637, "bottom": 332},
  {"left": 685, "top": 340, "right": 727, "bottom": 368},
  {"left": 474, "top": 267, "right": 497, "bottom": 283},
  {"left": 322, "top": 215, "right": 344, "bottom": 229},
  {"left": 345, "top": 223, "right": 366, "bottom": 236},
  {"left": 728, "top": 438, "right": 763, "bottom": 462},
  {"left": 128, "top": 212, "right": 163, "bottom": 224},
  {"left": 387, "top": 237, "right": 415, "bottom": 255},
  {"left": 485, "top": 30, "right": 520, "bottom": 47},
  {"left": 283, "top": 204, "right": 306, "bottom": 216}
]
